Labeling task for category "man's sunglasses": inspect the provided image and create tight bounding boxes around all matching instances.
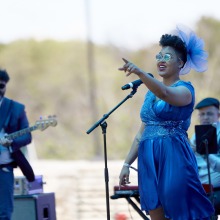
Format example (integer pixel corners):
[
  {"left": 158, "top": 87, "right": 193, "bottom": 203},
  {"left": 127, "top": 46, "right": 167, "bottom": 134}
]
[{"left": 0, "top": 83, "right": 6, "bottom": 89}]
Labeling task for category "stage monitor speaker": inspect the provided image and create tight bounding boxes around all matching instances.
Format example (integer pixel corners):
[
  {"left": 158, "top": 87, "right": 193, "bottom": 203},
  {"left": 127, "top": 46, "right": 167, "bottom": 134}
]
[{"left": 12, "top": 193, "right": 56, "bottom": 220}]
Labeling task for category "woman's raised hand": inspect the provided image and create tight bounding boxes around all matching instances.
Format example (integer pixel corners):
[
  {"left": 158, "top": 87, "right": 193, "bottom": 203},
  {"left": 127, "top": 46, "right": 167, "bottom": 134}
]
[{"left": 118, "top": 58, "right": 141, "bottom": 76}]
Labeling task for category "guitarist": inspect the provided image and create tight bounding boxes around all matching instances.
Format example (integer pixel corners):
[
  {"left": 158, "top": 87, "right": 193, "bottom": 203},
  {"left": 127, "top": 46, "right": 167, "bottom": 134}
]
[{"left": 0, "top": 69, "right": 35, "bottom": 220}]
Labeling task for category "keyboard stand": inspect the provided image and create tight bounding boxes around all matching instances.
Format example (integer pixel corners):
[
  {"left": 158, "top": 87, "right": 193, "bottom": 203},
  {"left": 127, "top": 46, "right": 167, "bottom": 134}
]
[{"left": 111, "top": 185, "right": 149, "bottom": 220}]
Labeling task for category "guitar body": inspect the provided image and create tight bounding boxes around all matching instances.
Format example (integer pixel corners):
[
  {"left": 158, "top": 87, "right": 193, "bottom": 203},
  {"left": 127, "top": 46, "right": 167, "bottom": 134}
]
[
  {"left": 0, "top": 131, "right": 15, "bottom": 165},
  {"left": 0, "top": 131, "right": 6, "bottom": 147}
]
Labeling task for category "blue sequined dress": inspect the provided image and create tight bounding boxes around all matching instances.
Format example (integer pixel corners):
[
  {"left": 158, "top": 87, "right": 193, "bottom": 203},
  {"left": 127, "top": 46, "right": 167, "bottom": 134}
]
[{"left": 138, "top": 80, "right": 214, "bottom": 220}]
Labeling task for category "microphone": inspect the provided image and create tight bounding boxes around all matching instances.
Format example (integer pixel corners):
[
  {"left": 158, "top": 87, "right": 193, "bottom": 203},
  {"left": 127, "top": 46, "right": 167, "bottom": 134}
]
[
  {"left": 121, "top": 73, "right": 154, "bottom": 90},
  {"left": 121, "top": 79, "right": 143, "bottom": 90}
]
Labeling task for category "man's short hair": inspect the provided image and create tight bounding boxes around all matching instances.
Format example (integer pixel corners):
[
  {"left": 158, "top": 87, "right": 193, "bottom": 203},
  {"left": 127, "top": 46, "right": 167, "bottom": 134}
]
[
  {"left": 195, "top": 97, "right": 219, "bottom": 110},
  {"left": 0, "top": 69, "right": 10, "bottom": 83}
]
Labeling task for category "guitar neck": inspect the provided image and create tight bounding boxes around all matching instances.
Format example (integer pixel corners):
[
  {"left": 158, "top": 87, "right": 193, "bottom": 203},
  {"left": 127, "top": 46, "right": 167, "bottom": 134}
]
[{"left": 7, "top": 125, "right": 38, "bottom": 140}]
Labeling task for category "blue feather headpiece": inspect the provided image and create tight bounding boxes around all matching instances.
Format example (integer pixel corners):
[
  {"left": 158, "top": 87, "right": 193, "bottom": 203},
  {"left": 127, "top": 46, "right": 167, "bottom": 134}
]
[{"left": 172, "top": 24, "right": 208, "bottom": 75}]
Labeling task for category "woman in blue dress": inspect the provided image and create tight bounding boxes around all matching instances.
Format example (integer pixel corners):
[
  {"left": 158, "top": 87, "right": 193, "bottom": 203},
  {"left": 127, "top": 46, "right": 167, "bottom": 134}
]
[{"left": 118, "top": 25, "right": 215, "bottom": 220}]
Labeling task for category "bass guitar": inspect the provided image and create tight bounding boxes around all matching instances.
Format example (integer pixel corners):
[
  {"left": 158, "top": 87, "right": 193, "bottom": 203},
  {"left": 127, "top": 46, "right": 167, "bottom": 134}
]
[{"left": 0, "top": 115, "right": 57, "bottom": 144}]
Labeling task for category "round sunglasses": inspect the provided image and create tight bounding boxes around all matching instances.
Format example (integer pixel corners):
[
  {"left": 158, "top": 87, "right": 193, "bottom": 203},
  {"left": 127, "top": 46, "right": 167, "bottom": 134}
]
[{"left": 155, "top": 53, "right": 172, "bottom": 62}]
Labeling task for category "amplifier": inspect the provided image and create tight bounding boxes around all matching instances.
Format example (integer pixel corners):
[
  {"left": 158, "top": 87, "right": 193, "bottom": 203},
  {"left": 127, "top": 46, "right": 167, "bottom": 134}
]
[
  {"left": 14, "top": 175, "right": 44, "bottom": 195},
  {"left": 12, "top": 193, "right": 56, "bottom": 220}
]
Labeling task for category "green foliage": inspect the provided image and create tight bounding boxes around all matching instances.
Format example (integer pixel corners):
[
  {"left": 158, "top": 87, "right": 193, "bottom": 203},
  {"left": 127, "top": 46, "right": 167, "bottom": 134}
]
[{"left": 0, "top": 17, "right": 219, "bottom": 160}]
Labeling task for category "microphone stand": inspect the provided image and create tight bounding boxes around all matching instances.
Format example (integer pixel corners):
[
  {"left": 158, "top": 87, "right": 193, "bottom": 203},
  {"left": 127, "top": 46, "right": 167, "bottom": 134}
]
[
  {"left": 86, "top": 87, "right": 139, "bottom": 220},
  {"left": 203, "top": 138, "right": 218, "bottom": 220},
  {"left": 198, "top": 126, "right": 217, "bottom": 220},
  {"left": 203, "top": 139, "right": 214, "bottom": 202}
]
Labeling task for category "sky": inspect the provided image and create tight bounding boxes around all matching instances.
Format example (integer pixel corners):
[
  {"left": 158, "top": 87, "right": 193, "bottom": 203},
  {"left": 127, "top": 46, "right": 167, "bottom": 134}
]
[{"left": 1, "top": 0, "right": 220, "bottom": 50}]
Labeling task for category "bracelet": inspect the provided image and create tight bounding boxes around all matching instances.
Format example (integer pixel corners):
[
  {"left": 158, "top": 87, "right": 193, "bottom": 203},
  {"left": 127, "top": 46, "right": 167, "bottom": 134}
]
[
  {"left": 123, "top": 163, "right": 138, "bottom": 172},
  {"left": 123, "top": 163, "right": 130, "bottom": 168}
]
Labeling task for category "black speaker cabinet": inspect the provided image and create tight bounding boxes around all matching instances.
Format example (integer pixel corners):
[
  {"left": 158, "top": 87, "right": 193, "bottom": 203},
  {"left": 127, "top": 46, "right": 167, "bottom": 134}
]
[{"left": 12, "top": 193, "right": 56, "bottom": 220}]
